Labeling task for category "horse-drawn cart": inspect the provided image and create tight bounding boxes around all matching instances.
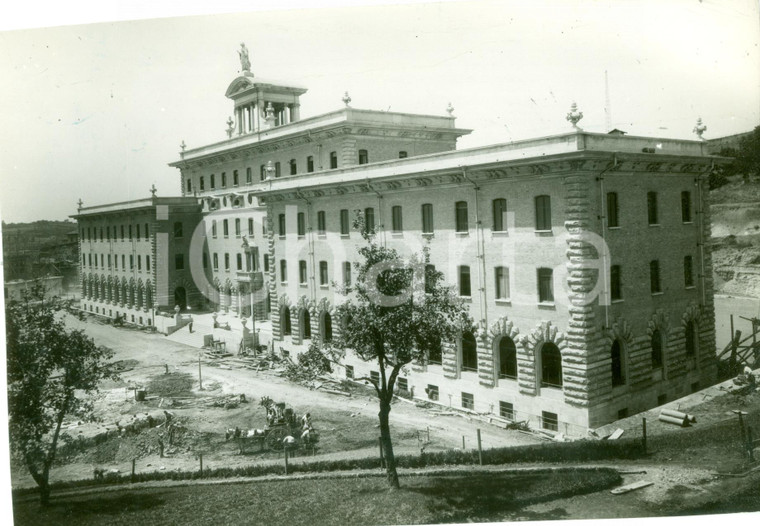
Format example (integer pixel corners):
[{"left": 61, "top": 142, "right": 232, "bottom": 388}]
[{"left": 225, "top": 396, "right": 317, "bottom": 453}]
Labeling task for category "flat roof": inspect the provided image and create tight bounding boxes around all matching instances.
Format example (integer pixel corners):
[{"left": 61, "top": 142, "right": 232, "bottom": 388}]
[{"left": 70, "top": 196, "right": 200, "bottom": 219}]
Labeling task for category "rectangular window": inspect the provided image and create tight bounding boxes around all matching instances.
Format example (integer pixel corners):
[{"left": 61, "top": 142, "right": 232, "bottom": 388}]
[
  {"left": 610, "top": 264, "right": 622, "bottom": 301},
  {"left": 535, "top": 195, "right": 552, "bottom": 231},
  {"left": 317, "top": 211, "right": 326, "bottom": 234},
  {"left": 370, "top": 370, "right": 380, "bottom": 385},
  {"left": 330, "top": 151, "right": 338, "bottom": 169},
  {"left": 459, "top": 265, "right": 471, "bottom": 297},
  {"left": 173, "top": 221, "right": 183, "bottom": 238},
  {"left": 297, "top": 212, "right": 306, "bottom": 236},
  {"left": 399, "top": 151, "right": 408, "bottom": 159},
  {"left": 221, "top": 253, "right": 228, "bottom": 271},
  {"left": 100, "top": 254, "right": 104, "bottom": 267},
  {"left": 607, "top": 192, "right": 619, "bottom": 228},
  {"left": 136, "top": 224, "right": 140, "bottom": 240},
  {"left": 145, "top": 223, "right": 148, "bottom": 239},
  {"left": 358, "top": 149, "right": 368, "bottom": 165},
  {"left": 236, "top": 253, "right": 243, "bottom": 271},
  {"left": 421, "top": 203, "right": 434, "bottom": 234},
  {"left": 307, "top": 156, "right": 314, "bottom": 173},
  {"left": 200, "top": 176, "right": 205, "bottom": 190},
  {"left": 263, "top": 254, "right": 270, "bottom": 272},
  {"left": 221, "top": 172, "right": 227, "bottom": 187},
  {"left": 212, "top": 220, "right": 217, "bottom": 238},
  {"left": 120, "top": 225, "right": 124, "bottom": 240},
  {"left": 137, "top": 255, "right": 141, "bottom": 271},
  {"left": 681, "top": 191, "right": 692, "bottom": 222},
  {"left": 289, "top": 159, "right": 297, "bottom": 175},
  {"left": 364, "top": 207, "right": 375, "bottom": 233},
  {"left": 121, "top": 255, "right": 125, "bottom": 269},
  {"left": 233, "top": 170, "right": 239, "bottom": 186},
  {"left": 319, "top": 261, "right": 328, "bottom": 286},
  {"left": 345, "top": 365, "right": 354, "bottom": 379},
  {"left": 499, "top": 401, "right": 514, "bottom": 420},
  {"left": 424, "top": 264, "right": 436, "bottom": 293},
  {"left": 114, "top": 255, "right": 117, "bottom": 269},
  {"left": 426, "top": 384, "right": 439, "bottom": 401},
  {"left": 246, "top": 167, "right": 252, "bottom": 184},
  {"left": 647, "top": 191, "right": 658, "bottom": 225},
  {"left": 495, "top": 266, "right": 509, "bottom": 300},
  {"left": 245, "top": 252, "right": 252, "bottom": 272},
  {"left": 129, "top": 225, "right": 132, "bottom": 240},
  {"left": 538, "top": 268, "right": 554, "bottom": 303},
  {"left": 248, "top": 218, "right": 254, "bottom": 236},
  {"left": 684, "top": 255, "right": 694, "bottom": 287},
  {"left": 260, "top": 164, "right": 266, "bottom": 181},
  {"left": 343, "top": 261, "right": 352, "bottom": 287},
  {"left": 108, "top": 254, "right": 112, "bottom": 268},
  {"left": 492, "top": 198, "right": 507, "bottom": 232},
  {"left": 235, "top": 218, "right": 241, "bottom": 237},
  {"left": 130, "top": 255, "right": 134, "bottom": 270},
  {"left": 455, "top": 201, "right": 468, "bottom": 233},
  {"left": 461, "top": 392, "right": 474, "bottom": 410},
  {"left": 299, "top": 260, "right": 307, "bottom": 284},
  {"left": 213, "top": 253, "right": 219, "bottom": 270},
  {"left": 210, "top": 174, "right": 215, "bottom": 189},
  {"left": 175, "top": 254, "right": 184, "bottom": 270},
  {"left": 542, "top": 411, "right": 559, "bottom": 432},
  {"left": 650, "top": 260, "right": 661, "bottom": 293},
  {"left": 279, "top": 214, "right": 286, "bottom": 237},
  {"left": 391, "top": 205, "right": 403, "bottom": 232},
  {"left": 223, "top": 219, "right": 229, "bottom": 237},
  {"left": 280, "top": 260, "right": 288, "bottom": 283},
  {"left": 340, "top": 209, "right": 350, "bottom": 235},
  {"left": 275, "top": 162, "right": 281, "bottom": 178}
]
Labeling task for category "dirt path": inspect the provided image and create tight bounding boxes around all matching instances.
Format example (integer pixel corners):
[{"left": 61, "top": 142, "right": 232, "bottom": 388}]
[{"left": 11, "top": 314, "right": 538, "bottom": 489}]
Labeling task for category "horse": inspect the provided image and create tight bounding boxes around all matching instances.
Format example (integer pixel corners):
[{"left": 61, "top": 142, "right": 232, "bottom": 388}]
[{"left": 225, "top": 426, "right": 265, "bottom": 441}]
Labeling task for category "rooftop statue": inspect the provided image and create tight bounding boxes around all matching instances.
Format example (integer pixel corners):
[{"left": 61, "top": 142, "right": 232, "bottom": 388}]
[{"left": 238, "top": 43, "right": 251, "bottom": 73}]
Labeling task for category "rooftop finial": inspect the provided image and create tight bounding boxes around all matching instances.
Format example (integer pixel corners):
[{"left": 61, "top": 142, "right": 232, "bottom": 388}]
[
  {"left": 566, "top": 102, "right": 583, "bottom": 130},
  {"left": 226, "top": 117, "right": 235, "bottom": 138},
  {"left": 150, "top": 184, "right": 157, "bottom": 197},
  {"left": 693, "top": 117, "right": 707, "bottom": 141},
  {"left": 180, "top": 140, "right": 186, "bottom": 151},
  {"left": 342, "top": 91, "right": 352, "bottom": 108},
  {"left": 77, "top": 198, "right": 83, "bottom": 211},
  {"left": 446, "top": 102, "right": 454, "bottom": 116},
  {"left": 238, "top": 43, "right": 251, "bottom": 74}
]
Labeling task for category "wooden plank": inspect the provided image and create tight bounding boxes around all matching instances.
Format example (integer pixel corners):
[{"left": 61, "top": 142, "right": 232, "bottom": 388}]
[
  {"left": 608, "top": 428, "right": 625, "bottom": 440},
  {"left": 611, "top": 480, "right": 653, "bottom": 495}
]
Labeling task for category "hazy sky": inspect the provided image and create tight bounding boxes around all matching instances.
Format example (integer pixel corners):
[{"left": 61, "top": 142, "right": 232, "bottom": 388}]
[{"left": 1, "top": 0, "right": 758, "bottom": 223}]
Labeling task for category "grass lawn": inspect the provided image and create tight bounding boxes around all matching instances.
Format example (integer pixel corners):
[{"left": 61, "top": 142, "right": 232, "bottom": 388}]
[{"left": 12, "top": 468, "right": 620, "bottom": 526}]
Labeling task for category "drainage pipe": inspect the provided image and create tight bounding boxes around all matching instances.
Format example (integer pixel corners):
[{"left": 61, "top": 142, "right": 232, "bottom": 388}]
[{"left": 462, "top": 168, "right": 487, "bottom": 328}]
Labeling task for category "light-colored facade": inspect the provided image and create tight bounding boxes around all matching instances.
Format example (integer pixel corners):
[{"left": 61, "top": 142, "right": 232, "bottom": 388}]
[
  {"left": 72, "top": 197, "right": 203, "bottom": 325},
  {"left": 75, "top": 51, "right": 724, "bottom": 432}
]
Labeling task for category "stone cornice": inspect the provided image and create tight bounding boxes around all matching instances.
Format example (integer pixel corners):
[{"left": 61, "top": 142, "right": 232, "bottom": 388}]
[{"left": 258, "top": 151, "right": 721, "bottom": 204}]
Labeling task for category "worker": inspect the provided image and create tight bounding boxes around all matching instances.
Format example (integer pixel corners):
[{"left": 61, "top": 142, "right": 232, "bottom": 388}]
[
  {"left": 283, "top": 435, "right": 296, "bottom": 451},
  {"left": 301, "top": 412, "right": 311, "bottom": 429}
]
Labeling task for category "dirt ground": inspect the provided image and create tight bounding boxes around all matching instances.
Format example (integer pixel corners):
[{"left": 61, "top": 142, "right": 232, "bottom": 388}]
[{"left": 10, "top": 312, "right": 538, "bottom": 488}]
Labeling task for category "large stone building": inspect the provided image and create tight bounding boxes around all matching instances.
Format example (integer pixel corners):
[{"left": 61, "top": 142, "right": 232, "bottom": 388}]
[{"left": 75, "top": 46, "right": 725, "bottom": 432}]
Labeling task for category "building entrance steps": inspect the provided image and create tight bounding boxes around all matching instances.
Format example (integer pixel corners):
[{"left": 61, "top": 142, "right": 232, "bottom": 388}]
[{"left": 165, "top": 311, "right": 272, "bottom": 352}]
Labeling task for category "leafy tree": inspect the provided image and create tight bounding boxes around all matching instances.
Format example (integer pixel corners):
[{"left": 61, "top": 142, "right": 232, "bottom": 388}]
[
  {"left": 733, "top": 126, "right": 760, "bottom": 182},
  {"left": 6, "top": 286, "right": 117, "bottom": 506},
  {"left": 325, "top": 215, "right": 470, "bottom": 489}
]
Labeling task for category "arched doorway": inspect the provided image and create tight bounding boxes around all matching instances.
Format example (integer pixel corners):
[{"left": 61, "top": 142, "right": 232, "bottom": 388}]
[
  {"left": 280, "top": 306, "right": 292, "bottom": 337},
  {"left": 321, "top": 311, "right": 333, "bottom": 343},
  {"left": 496, "top": 336, "right": 517, "bottom": 380},
  {"left": 301, "top": 309, "right": 311, "bottom": 340},
  {"left": 540, "top": 342, "right": 562, "bottom": 388},
  {"left": 174, "top": 287, "right": 187, "bottom": 311},
  {"left": 461, "top": 331, "right": 478, "bottom": 372}
]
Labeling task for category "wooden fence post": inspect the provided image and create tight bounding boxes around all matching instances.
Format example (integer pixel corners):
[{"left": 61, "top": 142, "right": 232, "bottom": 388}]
[
  {"left": 199, "top": 453, "right": 203, "bottom": 477},
  {"left": 477, "top": 429, "right": 483, "bottom": 465},
  {"left": 642, "top": 417, "right": 647, "bottom": 454},
  {"left": 462, "top": 435, "right": 466, "bottom": 450},
  {"left": 284, "top": 449, "right": 289, "bottom": 474}
]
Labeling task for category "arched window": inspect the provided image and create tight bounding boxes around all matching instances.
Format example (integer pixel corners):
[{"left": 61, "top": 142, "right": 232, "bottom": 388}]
[
  {"left": 611, "top": 339, "right": 625, "bottom": 386},
  {"left": 281, "top": 306, "right": 292, "bottom": 336},
  {"left": 461, "top": 331, "right": 478, "bottom": 372},
  {"left": 540, "top": 342, "right": 562, "bottom": 388},
  {"left": 497, "top": 337, "right": 517, "bottom": 379},
  {"left": 685, "top": 321, "right": 697, "bottom": 358},
  {"left": 321, "top": 312, "right": 333, "bottom": 343},
  {"left": 651, "top": 329, "right": 663, "bottom": 368}
]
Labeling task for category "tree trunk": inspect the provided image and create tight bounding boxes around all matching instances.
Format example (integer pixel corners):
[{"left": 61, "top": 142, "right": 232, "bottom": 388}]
[
  {"left": 39, "top": 479, "right": 50, "bottom": 507},
  {"left": 378, "top": 397, "right": 400, "bottom": 489}
]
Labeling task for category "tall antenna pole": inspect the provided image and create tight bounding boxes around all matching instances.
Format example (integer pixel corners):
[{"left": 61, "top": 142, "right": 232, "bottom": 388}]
[{"left": 604, "top": 70, "right": 612, "bottom": 132}]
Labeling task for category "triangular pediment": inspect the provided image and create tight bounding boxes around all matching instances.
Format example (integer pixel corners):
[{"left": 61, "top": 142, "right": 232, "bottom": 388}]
[{"left": 225, "top": 76, "right": 256, "bottom": 98}]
